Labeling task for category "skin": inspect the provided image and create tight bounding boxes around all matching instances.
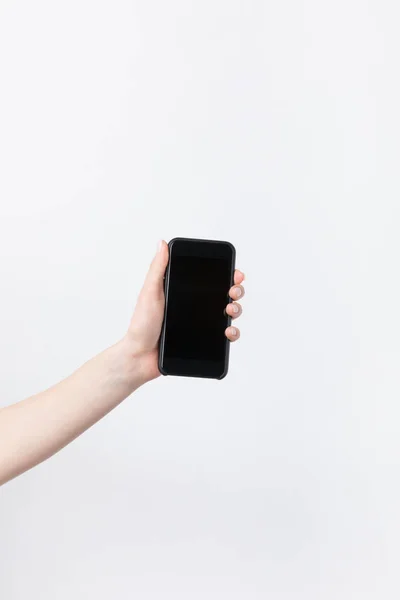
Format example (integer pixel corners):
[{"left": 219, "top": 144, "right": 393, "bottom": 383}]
[{"left": 0, "top": 241, "right": 245, "bottom": 487}]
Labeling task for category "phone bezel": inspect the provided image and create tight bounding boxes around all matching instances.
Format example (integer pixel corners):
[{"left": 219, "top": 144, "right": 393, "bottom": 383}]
[{"left": 158, "top": 237, "right": 236, "bottom": 380}]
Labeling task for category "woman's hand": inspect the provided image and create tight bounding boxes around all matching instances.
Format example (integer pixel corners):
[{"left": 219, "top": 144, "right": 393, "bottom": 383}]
[
  {"left": 0, "top": 240, "right": 245, "bottom": 485},
  {"left": 124, "top": 240, "right": 245, "bottom": 383}
]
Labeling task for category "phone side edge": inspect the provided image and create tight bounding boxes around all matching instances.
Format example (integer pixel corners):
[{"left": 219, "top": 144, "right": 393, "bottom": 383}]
[{"left": 157, "top": 242, "right": 174, "bottom": 376}]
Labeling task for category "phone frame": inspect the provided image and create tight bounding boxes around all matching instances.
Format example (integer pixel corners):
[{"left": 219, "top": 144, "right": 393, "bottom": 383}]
[{"left": 158, "top": 237, "right": 236, "bottom": 379}]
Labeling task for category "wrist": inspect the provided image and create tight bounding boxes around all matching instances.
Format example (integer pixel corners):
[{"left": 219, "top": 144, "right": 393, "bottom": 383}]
[{"left": 115, "top": 336, "right": 160, "bottom": 389}]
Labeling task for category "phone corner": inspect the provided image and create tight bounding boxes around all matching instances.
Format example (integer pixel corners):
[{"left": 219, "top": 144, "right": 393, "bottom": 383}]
[
  {"left": 225, "top": 240, "right": 236, "bottom": 255},
  {"left": 158, "top": 360, "right": 168, "bottom": 377},
  {"left": 157, "top": 347, "right": 168, "bottom": 376},
  {"left": 216, "top": 365, "right": 229, "bottom": 380},
  {"left": 167, "top": 237, "right": 182, "bottom": 249},
  {"left": 222, "top": 240, "right": 236, "bottom": 268}
]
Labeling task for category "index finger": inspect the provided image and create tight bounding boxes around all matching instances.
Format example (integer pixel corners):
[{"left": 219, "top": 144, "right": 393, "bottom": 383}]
[{"left": 234, "top": 269, "right": 245, "bottom": 286}]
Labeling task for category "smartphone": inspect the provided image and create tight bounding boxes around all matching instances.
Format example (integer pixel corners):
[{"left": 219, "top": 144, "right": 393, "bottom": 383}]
[{"left": 158, "top": 237, "right": 236, "bottom": 379}]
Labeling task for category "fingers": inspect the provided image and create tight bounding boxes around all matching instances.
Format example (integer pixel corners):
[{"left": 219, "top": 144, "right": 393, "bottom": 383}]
[
  {"left": 234, "top": 270, "right": 245, "bottom": 286},
  {"left": 226, "top": 302, "right": 242, "bottom": 319},
  {"left": 225, "top": 325, "right": 240, "bottom": 342},
  {"left": 227, "top": 270, "right": 245, "bottom": 341},
  {"left": 229, "top": 283, "right": 245, "bottom": 301},
  {"left": 143, "top": 240, "right": 169, "bottom": 296}
]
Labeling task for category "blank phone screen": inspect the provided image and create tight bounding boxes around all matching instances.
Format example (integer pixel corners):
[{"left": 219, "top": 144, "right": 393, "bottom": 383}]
[{"left": 161, "top": 240, "right": 234, "bottom": 377}]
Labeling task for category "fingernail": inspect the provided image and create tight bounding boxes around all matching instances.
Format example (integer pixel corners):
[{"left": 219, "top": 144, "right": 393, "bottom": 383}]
[
  {"left": 157, "top": 240, "right": 163, "bottom": 253},
  {"left": 235, "top": 287, "right": 242, "bottom": 298},
  {"left": 232, "top": 304, "right": 239, "bottom": 313},
  {"left": 230, "top": 327, "right": 237, "bottom": 336}
]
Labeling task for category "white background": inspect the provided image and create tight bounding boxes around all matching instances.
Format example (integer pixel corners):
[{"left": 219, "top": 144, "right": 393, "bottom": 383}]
[{"left": 0, "top": 1, "right": 399, "bottom": 598}]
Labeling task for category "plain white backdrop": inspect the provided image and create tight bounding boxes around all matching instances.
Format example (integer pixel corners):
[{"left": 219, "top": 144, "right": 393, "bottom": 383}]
[{"left": 1, "top": 1, "right": 399, "bottom": 598}]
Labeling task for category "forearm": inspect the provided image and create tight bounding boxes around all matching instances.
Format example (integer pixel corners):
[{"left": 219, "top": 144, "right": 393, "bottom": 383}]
[{"left": 0, "top": 337, "right": 145, "bottom": 486}]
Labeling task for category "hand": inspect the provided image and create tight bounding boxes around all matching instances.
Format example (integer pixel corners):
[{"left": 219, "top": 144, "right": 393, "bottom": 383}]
[
  {"left": 124, "top": 240, "right": 245, "bottom": 383},
  {"left": 0, "top": 240, "right": 245, "bottom": 485}
]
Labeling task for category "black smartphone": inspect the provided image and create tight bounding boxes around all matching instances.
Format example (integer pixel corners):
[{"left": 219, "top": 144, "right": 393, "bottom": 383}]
[{"left": 158, "top": 237, "right": 236, "bottom": 379}]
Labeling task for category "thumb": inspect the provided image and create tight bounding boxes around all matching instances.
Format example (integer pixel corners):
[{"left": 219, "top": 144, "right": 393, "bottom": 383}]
[{"left": 142, "top": 240, "right": 169, "bottom": 295}]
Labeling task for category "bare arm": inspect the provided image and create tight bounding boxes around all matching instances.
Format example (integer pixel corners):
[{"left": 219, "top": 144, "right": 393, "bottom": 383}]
[
  {"left": 0, "top": 241, "right": 245, "bottom": 487},
  {"left": 0, "top": 339, "right": 146, "bottom": 486}
]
